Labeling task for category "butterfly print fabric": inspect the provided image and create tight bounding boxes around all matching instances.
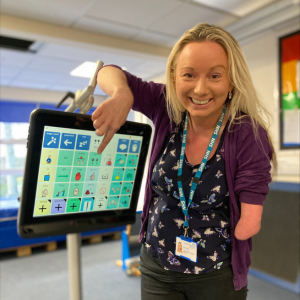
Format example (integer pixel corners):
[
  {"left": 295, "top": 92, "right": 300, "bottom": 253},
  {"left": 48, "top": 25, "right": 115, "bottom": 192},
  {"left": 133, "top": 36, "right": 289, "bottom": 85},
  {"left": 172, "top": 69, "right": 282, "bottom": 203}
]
[{"left": 145, "top": 120, "right": 232, "bottom": 274}]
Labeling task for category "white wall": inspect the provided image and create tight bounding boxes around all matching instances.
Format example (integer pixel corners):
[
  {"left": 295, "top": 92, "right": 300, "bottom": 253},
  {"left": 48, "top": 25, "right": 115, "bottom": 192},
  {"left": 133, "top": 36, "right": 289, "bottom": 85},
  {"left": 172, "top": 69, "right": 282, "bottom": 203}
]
[{"left": 241, "top": 21, "right": 300, "bottom": 180}]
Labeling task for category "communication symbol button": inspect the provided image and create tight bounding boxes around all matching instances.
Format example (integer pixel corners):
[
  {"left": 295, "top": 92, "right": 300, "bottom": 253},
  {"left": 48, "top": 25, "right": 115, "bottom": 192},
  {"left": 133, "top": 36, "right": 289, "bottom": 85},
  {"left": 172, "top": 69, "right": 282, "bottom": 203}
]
[
  {"left": 47, "top": 137, "right": 56, "bottom": 146},
  {"left": 70, "top": 204, "right": 77, "bottom": 210},
  {"left": 55, "top": 204, "right": 62, "bottom": 211},
  {"left": 39, "top": 205, "right": 46, "bottom": 212},
  {"left": 100, "top": 187, "right": 106, "bottom": 195},
  {"left": 64, "top": 139, "right": 72, "bottom": 146}
]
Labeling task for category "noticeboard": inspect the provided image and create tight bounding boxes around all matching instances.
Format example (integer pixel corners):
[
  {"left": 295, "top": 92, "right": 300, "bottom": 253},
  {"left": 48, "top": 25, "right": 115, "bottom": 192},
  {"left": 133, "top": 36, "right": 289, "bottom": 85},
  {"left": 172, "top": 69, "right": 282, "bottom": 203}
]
[{"left": 279, "top": 30, "right": 300, "bottom": 149}]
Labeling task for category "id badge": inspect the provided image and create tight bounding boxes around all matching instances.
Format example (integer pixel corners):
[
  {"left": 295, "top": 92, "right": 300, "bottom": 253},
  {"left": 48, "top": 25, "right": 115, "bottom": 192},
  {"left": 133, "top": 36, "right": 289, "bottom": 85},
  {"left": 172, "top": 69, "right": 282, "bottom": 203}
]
[{"left": 175, "top": 236, "right": 198, "bottom": 262}]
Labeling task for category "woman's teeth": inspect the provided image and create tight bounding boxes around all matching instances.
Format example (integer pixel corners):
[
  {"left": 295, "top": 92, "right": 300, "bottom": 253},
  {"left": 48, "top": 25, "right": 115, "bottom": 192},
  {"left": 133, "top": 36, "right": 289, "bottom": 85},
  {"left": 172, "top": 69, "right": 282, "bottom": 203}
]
[{"left": 191, "top": 98, "right": 211, "bottom": 105}]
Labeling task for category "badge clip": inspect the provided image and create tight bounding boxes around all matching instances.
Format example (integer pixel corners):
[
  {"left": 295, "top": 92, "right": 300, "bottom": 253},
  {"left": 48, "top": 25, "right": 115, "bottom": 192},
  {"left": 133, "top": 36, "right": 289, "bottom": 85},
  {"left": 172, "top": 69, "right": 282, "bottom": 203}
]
[{"left": 184, "top": 215, "right": 189, "bottom": 237}]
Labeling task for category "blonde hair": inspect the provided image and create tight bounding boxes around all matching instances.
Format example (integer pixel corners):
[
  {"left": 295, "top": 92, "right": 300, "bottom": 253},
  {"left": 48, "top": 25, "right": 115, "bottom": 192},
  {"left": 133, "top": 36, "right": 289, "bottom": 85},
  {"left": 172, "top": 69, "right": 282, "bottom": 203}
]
[{"left": 165, "top": 23, "right": 276, "bottom": 167}]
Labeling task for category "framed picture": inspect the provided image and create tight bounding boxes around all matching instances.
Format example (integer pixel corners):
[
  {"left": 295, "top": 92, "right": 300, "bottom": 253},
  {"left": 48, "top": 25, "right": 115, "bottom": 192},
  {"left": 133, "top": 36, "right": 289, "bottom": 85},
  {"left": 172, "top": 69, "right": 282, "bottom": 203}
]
[{"left": 279, "top": 30, "right": 300, "bottom": 149}]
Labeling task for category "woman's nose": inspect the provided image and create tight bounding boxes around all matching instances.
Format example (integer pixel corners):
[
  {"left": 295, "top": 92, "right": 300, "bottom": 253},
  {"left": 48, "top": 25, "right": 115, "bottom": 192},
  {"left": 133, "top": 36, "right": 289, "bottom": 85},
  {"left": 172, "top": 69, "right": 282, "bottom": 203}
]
[{"left": 194, "top": 78, "right": 208, "bottom": 96}]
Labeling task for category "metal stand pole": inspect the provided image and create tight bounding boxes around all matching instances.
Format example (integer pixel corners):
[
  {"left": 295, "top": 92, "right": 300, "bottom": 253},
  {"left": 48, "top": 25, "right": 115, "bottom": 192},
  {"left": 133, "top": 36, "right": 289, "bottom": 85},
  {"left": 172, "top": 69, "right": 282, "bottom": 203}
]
[
  {"left": 67, "top": 233, "right": 82, "bottom": 300},
  {"left": 64, "top": 60, "right": 103, "bottom": 300}
]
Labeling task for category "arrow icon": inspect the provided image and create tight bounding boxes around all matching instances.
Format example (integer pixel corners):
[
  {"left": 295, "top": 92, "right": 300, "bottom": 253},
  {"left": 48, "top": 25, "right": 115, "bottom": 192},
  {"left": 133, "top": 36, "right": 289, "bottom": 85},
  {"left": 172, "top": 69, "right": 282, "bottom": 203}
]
[{"left": 64, "top": 139, "right": 72, "bottom": 146}]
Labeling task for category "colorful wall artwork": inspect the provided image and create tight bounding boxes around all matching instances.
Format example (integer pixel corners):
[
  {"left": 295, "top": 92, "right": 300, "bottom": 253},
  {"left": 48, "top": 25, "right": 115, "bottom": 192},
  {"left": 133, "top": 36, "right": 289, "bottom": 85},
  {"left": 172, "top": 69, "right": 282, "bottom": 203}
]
[{"left": 280, "top": 31, "right": 300, "bottom": 148}]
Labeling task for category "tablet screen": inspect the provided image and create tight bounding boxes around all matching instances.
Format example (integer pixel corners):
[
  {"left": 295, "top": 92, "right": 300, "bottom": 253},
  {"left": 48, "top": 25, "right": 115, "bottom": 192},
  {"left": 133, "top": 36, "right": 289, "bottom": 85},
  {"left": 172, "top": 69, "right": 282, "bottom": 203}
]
[
  {"left": 18, "top": 109, "right": 151, "bottom": 238},
  {"left": 34, "top": 125, "right": 142, "bottom": 218}
]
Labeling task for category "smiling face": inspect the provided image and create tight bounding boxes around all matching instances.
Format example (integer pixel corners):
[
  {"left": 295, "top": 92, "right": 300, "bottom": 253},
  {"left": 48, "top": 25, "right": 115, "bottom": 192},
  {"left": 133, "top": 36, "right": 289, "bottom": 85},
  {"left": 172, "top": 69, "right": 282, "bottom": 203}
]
[{"left": 175, "top": 41, "right": 233, "bottom": 125}]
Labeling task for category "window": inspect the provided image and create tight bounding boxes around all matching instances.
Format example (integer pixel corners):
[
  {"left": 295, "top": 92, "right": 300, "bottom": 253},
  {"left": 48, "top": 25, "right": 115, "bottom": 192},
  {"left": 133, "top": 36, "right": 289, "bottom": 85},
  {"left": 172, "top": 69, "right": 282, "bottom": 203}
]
[{"left": 0, "top": 122, "right": 28, "bottom": 200}]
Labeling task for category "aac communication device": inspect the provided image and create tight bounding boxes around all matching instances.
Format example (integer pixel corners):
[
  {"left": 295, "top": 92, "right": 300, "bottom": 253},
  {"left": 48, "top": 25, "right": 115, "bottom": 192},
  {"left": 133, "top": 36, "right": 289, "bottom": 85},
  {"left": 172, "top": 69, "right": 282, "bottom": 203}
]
[{"left": 18, "top": 109, "right": 152, "bottom": 238}]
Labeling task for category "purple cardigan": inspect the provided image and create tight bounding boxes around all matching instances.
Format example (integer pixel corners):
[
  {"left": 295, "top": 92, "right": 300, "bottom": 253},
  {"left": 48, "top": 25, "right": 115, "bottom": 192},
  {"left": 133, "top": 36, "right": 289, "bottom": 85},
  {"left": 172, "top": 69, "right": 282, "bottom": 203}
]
[{"left": 105, "top": 65, "right": 273, "bottom": 290}]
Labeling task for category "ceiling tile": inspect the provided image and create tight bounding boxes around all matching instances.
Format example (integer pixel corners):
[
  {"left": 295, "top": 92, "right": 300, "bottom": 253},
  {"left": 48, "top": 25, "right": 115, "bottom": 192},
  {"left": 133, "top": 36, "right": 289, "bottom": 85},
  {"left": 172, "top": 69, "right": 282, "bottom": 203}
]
[
  {"left": 0, "top": 78, "right": 12, "bottom": 86},
  {"left": 98, "top": 53, "right": 144, "bottom": 70},
  {"left": 0, "top": 0, "right": 95, "bottom": 26},
  {"left": 0, "top": 0, "right": 278, "bottom": 94},
  {"left": 39, "top": 44, "right": 100, "bottom": 62},
  {"left": 47, "top": 83, "right": 80, "bottom": 92},
  {"left": 0, "top": 66, "right": 22, "bottom": 79},
  {"left": 73, "top": 17, "right": 140, "bottom": 39},
  {"left": 85, "top": 0, "right": 182, "bottom": 29},
  {"left": 39, "top": 44, "right": 144, "bottom": 70},
  {"left": 150, "top": 2, "right": 235, "bottom": 36},
  {"left": 27, "top": 57, "right": 81, "bottom": 75},
  {"left": 49, "top": 82, "right": 95, "bottom": 93},
  {"left": 9, "top": 79, "right": 51, "bottom": 90},
  {"left": 1, "top": 0, "right": 95, "bottom": 12},
  {"left": 16, "top": 70, "right": 64, "bottom": 84},
  {"left": 131, "top": 31, "right": 178, "bottom": 47},
  {"left": 133, "top": 59, "right": 167, "bottom": 73},
  {"left": 0, "top": 49, "right": 35, "bottom": 68},
  {"left": 59, "top": 76, "right": 90, "bottom": 87},
  {"left": 191, "top": 0, "right": 278, "bottom": 17}
]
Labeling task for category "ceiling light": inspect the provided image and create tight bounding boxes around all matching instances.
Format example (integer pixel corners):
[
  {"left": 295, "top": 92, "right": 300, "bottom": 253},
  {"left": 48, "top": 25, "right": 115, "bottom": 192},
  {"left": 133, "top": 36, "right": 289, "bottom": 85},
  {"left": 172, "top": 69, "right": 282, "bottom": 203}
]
[{"left": 70, "top": 61, "right": 97, "bottom": 78}]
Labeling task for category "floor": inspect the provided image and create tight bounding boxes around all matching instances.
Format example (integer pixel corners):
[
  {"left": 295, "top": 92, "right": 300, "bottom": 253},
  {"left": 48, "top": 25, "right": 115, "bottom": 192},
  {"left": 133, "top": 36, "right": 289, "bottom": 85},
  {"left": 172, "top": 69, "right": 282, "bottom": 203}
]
[{"left": 0, "top": 239, "right": 299, "bottom": 300}]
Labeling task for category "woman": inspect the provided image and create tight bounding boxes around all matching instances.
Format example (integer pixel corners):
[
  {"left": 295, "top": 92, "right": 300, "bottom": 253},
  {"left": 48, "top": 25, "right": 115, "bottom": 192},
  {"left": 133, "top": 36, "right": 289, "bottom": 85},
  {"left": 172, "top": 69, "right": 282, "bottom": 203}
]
[{"left": 92, "top": 23, "right": 275, "bottom": 300}]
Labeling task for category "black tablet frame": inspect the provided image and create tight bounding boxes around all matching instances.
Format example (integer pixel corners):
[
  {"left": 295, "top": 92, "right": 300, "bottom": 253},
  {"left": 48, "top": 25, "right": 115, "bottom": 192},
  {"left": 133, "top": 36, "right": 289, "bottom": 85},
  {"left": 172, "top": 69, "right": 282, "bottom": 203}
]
[{"left": 18, "top": 109, "right": 152, "bottom": 238}]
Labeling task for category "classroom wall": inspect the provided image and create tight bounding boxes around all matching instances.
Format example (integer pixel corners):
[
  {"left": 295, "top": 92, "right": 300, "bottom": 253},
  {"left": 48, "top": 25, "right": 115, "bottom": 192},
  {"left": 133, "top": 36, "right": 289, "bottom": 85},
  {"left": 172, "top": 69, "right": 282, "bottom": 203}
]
[{"left": 240, "top": 21, "right": 300, "bottom": 178}]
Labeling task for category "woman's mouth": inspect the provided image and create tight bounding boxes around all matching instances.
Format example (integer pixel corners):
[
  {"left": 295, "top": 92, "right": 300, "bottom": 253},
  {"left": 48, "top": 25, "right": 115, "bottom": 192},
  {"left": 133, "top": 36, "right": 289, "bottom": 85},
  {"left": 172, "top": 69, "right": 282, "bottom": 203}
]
[{"left": 190, "top": 97, "right": 213, "bottom": 105}]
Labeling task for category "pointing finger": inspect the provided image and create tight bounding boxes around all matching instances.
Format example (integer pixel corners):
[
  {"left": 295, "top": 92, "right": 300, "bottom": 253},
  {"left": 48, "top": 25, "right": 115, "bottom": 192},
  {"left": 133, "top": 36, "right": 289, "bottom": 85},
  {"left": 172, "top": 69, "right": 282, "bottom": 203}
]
[{"left": 97, "top": 129, "right": 115, "bottom": 154}]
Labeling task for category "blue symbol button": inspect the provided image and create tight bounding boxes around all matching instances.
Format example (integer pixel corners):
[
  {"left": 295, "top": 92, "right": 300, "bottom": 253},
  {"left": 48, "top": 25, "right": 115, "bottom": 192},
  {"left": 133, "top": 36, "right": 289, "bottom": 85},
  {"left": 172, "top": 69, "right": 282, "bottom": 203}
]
[
  {"left": 117, "top": 139, "right": 129, "bottom": 153},
  {"left": 129, "top": 140, "right": 141, "bottom": 153},
  {"left": 60, "top": 133, "right": 76, "bottom": 149},
  {"left": 80, "top": 197, "right": 94, "bottom": 211},
  {"left": 76, "top": 135, "right": 91, "bottom": 150},
  {"left": 43, "top": 132, "right": 60, "bottom": 149}
]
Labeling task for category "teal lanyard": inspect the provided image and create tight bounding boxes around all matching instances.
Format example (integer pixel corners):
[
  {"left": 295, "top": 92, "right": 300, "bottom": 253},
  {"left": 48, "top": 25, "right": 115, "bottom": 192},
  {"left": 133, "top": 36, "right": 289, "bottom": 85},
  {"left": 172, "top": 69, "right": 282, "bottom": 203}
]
[{"left": 177, "top": 105, "right": 226, "bottom": 237}]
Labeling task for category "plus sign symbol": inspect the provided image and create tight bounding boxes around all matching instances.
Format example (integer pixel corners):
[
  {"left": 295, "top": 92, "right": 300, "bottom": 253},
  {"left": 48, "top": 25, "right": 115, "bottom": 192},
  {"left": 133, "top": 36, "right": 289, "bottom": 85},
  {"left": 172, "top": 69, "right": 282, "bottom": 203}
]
[
  {"left": 34, "top": 200, "right": 51, "bottom": 216},
  {"left": 51, "top": 199, "right": 66, "bottom": 214},
  {"left": 39, "top": 205, "right": 46, "bottom": 213}
]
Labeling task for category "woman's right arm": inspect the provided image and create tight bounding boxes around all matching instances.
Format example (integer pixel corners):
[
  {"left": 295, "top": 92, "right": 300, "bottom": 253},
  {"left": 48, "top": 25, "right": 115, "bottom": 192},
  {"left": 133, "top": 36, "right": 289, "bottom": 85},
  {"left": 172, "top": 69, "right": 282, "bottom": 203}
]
[{"left": 92, "top": 66, "right": 134, "bottom": 154}]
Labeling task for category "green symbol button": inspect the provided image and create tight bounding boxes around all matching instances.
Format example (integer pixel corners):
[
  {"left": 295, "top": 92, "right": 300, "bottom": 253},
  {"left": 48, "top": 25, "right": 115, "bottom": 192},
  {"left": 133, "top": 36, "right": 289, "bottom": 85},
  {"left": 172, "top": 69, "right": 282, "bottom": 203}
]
[
  {"left": 66, "top": 198, "right": 81, "bottom": 213},
  {"left": 55, "top": 167, "right": 71, "bottom": 182}
]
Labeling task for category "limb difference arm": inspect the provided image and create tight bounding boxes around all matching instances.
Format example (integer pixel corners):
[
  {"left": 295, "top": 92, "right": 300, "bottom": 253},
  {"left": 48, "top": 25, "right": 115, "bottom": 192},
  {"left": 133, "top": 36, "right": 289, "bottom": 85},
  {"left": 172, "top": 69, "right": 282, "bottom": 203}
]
[
  {"left": 234, "top": 202, "right": 263, "bottom": 240},
  {"left": 233, "top": 122, "right": 272, "bottom": 241}
]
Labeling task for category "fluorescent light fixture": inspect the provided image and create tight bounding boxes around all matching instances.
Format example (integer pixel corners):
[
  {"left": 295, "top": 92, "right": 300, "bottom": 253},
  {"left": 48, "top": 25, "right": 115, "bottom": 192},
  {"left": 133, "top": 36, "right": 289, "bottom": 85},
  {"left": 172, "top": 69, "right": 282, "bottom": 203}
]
[{"left": 70, "top": 61, "right": 97, "bottom": 78}]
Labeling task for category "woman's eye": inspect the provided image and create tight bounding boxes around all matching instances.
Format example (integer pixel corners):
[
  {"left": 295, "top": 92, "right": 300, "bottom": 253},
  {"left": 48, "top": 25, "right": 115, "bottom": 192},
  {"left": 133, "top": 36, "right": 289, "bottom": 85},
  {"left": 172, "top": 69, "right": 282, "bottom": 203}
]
[
  {"left": 211, "top": 74, "right": 221, "bottom": 79},
  {"left": 183, "top": 73, "right": 193, "bottom": 78}
]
